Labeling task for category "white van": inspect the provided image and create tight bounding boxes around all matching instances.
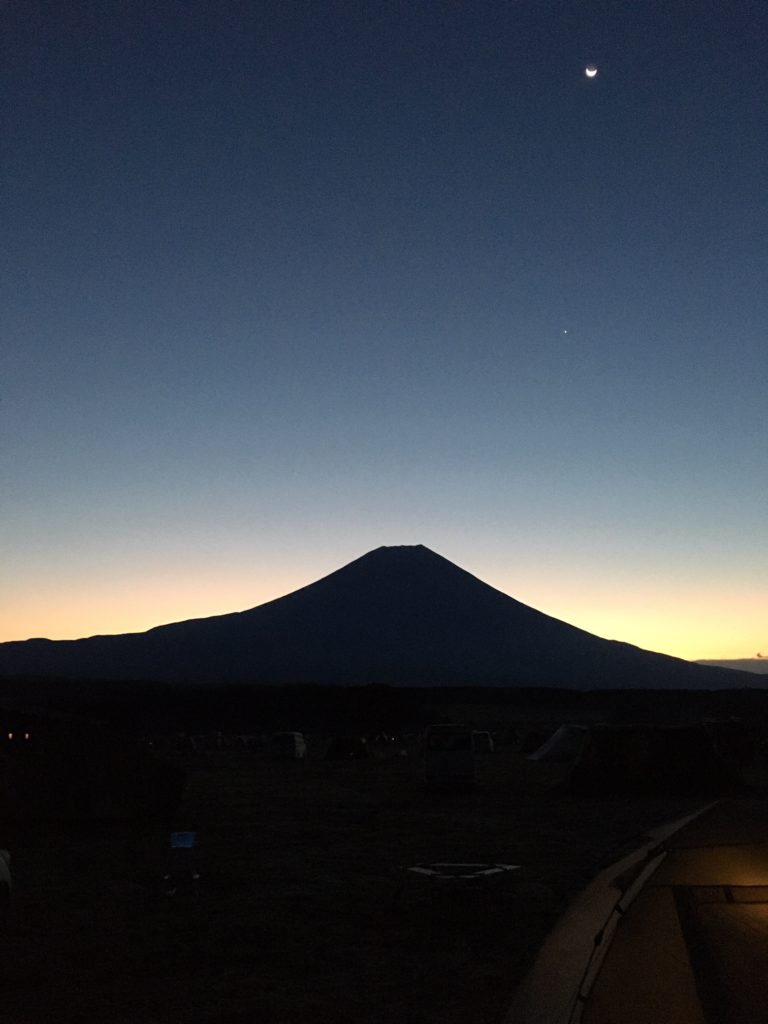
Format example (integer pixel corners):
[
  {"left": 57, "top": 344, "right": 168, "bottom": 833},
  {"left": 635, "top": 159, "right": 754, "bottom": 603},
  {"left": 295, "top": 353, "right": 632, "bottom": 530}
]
[
  {"left": 424, "top": 724, "right": 476, "bottom": 791},
  {"left": 270, "top": 731, "right": 307, "bottom": 760}
]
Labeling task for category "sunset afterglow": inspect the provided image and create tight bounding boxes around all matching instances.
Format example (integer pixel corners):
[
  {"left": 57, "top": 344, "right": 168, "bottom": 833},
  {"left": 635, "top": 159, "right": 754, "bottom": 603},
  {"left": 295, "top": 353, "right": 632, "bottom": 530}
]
[
  {"left": 2, "top": 538, "right": 763, "bottom": 663},
  {"left": 2, "top": 0, "right": 765, "bottom": 669}
]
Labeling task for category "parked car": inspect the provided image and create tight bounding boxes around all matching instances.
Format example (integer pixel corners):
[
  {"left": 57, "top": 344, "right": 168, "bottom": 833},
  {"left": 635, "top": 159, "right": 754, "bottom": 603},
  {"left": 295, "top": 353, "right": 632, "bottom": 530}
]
[
  {"left": 270, "top": 732, "right": 307, "bottom": 760},
  {"left": 424, "top": 724, "right": 476, "bottom": 792}
]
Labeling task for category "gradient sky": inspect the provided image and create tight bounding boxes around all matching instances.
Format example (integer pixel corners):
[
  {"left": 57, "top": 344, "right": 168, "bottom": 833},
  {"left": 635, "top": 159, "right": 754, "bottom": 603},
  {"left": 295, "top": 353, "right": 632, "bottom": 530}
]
[{"left": 2, "top": 0, "right": 766, "bottom": 660}]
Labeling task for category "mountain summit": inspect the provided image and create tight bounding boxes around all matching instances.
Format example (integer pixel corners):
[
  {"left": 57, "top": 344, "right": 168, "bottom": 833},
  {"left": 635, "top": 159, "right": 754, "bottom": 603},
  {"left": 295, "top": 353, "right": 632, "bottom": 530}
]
[{"left": 0, "top": 545, "right": 752, "bottom": 688}]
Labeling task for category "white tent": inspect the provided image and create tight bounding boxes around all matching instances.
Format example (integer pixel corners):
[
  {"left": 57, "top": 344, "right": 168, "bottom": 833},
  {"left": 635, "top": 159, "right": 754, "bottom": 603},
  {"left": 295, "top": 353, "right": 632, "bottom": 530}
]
[{"left": 506, "top": 800, "right": 768, "bottom": 1023}]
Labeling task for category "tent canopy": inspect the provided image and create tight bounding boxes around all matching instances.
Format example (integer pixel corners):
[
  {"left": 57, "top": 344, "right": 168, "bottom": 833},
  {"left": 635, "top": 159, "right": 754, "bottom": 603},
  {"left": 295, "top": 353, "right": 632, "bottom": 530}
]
[
  {"left": 528, "top": 724, "right": 745, "bottom": 796},
  {"left": 506, "top": 800, "right": 768, "bottom": 1024}
]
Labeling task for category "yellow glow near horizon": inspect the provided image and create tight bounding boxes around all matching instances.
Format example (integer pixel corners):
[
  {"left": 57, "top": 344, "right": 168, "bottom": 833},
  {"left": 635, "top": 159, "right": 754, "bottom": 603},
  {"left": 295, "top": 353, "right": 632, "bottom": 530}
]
[
  {"left": 558, "top": 606, "right": 761, "bottom": 662},
  {"left": 474, "top": 552, "right": 767, "bottom": 663},
  {"left": 503, "top": 580, "right": 766, "bottom": 662}
]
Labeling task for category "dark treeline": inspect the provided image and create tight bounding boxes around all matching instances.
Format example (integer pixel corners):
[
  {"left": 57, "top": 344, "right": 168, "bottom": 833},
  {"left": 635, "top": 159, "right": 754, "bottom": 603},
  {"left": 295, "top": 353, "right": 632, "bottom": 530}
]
[{"left": 2, "top": 677, "right": 768, "bottom": 735}]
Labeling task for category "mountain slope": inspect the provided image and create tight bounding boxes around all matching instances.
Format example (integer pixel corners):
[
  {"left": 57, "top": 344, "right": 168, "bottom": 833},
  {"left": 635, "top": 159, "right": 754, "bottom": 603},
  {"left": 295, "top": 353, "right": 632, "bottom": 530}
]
[
  {"left": 697, "top": 659, "right": 768, "bottom": 675},
  {"left": 0, "top": 545, "right": 756, "bottom": 688}
]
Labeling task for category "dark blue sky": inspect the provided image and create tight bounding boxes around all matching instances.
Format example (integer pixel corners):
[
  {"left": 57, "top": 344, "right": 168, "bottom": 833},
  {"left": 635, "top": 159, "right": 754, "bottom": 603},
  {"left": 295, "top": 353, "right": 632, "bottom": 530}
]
[{"left": 3, "top": 0, "right": 766, "bottom": 657}]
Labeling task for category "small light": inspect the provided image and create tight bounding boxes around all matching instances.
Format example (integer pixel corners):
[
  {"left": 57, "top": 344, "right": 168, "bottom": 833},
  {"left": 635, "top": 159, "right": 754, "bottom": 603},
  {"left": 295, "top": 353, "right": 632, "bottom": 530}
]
[
  {"left": 24, "top": 732, "right": 30, "bottom": 740},
  {"left": 7, "top": 732, "right": 13, "bottom": 741}
]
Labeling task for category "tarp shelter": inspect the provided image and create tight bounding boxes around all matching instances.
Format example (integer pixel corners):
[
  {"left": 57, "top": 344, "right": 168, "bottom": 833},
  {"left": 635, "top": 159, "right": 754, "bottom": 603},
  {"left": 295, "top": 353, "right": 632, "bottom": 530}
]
[
  {"left": 528, "top": 724, "right": 743, "bottom": 796},
  {"left": 505, "top": 799, "right": 768, "bottom": 1023}
]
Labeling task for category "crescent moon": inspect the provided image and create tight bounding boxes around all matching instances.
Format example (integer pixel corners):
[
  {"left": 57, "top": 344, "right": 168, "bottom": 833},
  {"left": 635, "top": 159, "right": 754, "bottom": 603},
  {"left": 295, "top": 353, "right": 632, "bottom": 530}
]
[{"left": 585, "top": 66, "right": 598, "bottom": 78}]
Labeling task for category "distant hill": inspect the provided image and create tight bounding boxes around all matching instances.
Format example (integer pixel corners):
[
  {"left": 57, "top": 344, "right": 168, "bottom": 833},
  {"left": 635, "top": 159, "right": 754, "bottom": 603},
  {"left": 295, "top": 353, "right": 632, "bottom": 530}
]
[
  {"left": 0, "top": 545, "right": 759, "bottom": 689},
  {"left": 697, "top": 659, "right": 768, "bottom": 675}
]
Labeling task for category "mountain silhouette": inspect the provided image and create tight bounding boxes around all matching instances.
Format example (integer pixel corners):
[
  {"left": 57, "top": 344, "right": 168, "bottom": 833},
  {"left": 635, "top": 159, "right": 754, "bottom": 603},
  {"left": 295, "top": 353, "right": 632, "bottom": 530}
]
[
  {"left": 0, "top": 545, "right": 755, "bottom": 688},
  {"left": 697, "top": 659, "right": 768, "bottom": 675}
]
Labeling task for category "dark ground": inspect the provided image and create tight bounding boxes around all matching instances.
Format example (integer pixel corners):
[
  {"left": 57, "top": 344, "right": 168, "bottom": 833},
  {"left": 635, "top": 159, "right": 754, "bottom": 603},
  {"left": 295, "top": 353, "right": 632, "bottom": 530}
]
[{"left": 1, "top": 740, "right": 703, "bottom": 1024}]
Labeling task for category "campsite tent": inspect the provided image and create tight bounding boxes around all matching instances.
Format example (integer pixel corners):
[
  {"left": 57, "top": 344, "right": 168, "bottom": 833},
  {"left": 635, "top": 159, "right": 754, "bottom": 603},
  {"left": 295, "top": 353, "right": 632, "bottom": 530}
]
[
  {"left": 528, "top": 724, "right": 744, "bottom": 796},
  {"left": 529, "top": 725, "right": 589, "bottom": 764},
  {"left": 505, "top": 799, "right": 768, "bottom": 1024}
]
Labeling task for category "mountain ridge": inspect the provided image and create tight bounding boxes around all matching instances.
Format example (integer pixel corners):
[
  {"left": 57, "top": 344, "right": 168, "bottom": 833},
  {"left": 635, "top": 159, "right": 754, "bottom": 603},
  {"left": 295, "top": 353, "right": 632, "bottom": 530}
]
[
  {"left": 697, "top": 659, "right": 768, "bottom": 675},
  {"left": 0, "top": 545, "right": 758, "bottom": 689}
]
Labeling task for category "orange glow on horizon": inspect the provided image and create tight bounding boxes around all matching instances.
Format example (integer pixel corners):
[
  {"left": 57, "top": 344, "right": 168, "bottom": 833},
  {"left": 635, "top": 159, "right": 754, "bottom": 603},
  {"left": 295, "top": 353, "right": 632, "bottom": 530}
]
[
  {"left": 1, "top": 572, "right": 307, "bottom": 644},
  {"left": 2, "top": 562, "right": 764, "bottom": 664}
]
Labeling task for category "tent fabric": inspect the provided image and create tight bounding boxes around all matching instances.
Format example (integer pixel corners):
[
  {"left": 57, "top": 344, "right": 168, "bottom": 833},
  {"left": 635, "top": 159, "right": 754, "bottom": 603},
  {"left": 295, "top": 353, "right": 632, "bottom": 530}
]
[
  {"left": 527, "top": 725, "right": 744, "bottom": 796},
  {"left": 528, "top": 725, "right": 589, "bottom": 764},
  {"left": 505, "top": 800, "right": 768, "bottom": 1024}
]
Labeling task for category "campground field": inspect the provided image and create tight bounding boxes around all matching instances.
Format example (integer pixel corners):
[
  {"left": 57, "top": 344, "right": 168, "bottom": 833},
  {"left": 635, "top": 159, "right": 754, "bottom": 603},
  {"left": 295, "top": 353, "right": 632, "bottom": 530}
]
[{"left": 2, "top": 737, "right": 702, "bottom": 1024}]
